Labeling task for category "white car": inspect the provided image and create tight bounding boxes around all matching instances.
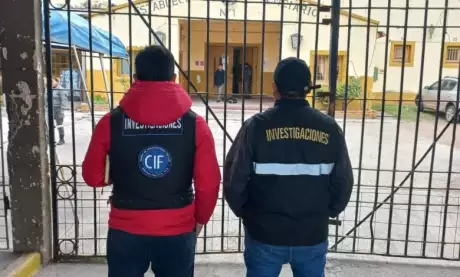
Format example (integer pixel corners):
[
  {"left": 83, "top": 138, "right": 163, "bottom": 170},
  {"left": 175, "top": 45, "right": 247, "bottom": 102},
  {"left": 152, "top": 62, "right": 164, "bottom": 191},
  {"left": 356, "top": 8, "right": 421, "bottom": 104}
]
[{"left": 416, "top": 77, "right": 460, "bottom": 122}]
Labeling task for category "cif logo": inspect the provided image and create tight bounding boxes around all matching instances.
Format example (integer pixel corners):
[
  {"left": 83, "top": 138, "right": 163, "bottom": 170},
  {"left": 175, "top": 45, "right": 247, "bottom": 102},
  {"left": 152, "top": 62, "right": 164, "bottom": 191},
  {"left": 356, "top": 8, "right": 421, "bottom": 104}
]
[
  {"left": 221, "top": 0, "right": 237, "bottom": 6},
  {"left": 138, "top": 146, "right": 172, "bottom": 178}
]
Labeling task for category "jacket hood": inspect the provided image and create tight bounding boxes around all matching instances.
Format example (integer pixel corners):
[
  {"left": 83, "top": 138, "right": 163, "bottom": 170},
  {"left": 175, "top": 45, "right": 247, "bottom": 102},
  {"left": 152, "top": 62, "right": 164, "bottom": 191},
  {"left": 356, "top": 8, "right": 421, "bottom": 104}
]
[{"left": 119, "top": 81, "right": 192, "bottom": 126}]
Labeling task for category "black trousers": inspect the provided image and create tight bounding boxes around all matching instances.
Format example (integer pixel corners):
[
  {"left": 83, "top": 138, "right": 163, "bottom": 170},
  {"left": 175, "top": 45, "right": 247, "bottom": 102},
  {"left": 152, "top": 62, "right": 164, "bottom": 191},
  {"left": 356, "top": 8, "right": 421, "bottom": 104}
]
[{"left": 107, "top": 229, "right": 196, "bottom": 277}]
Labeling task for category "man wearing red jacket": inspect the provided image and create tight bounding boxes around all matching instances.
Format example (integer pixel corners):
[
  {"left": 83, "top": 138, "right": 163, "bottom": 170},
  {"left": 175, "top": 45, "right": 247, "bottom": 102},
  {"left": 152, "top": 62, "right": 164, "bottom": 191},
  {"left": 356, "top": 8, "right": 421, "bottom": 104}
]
[{"left": 82, "top": 46, "right": 221, "bottom": 277}]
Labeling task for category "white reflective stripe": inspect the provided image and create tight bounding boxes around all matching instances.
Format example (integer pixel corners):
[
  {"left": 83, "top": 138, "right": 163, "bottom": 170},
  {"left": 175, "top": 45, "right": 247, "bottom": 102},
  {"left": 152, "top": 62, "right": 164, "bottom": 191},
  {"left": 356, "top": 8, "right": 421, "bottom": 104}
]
[{"left": 253, "top": 162, "right": 335, "bottom": 176}]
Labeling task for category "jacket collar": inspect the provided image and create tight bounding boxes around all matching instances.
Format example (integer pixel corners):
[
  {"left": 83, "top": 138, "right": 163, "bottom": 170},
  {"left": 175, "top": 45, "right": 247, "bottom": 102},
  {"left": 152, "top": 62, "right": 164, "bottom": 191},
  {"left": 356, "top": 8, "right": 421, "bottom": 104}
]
[{"left": 274, "top": 98, "right": 310, "bottom": 108}]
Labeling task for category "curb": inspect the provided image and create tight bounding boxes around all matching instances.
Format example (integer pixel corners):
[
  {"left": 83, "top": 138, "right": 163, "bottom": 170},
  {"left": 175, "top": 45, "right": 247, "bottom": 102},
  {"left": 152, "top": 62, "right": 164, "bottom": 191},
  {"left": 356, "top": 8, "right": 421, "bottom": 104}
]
[{"left": 0, "top": 253, "right": 41, "bottom": 277}]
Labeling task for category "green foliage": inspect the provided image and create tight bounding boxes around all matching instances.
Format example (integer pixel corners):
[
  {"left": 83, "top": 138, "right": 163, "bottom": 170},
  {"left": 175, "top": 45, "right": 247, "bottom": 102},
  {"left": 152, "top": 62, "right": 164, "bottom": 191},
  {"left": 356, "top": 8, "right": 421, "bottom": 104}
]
[
  {"left": 336, "top": 77, "right": 361, "bottom": 100},
  {"left": 93, "top": 95, "right": 108, "bottom": 104}
]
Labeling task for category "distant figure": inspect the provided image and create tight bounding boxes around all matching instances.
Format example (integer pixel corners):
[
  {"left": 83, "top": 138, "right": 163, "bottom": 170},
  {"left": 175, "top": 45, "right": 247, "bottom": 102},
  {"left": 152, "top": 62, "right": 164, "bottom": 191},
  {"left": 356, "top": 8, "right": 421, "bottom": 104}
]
[
  {"left": 243, "top": 62, "right": 252, "bottom": 99},
  {"left": 51, "top": 77, "right": 67, "bottom": 145},
  {"left": 214, "top": 63, "right": 225, "bottom": 102},
  {"left": 82, "top": 46, "right": 221, "bottom": 277}
]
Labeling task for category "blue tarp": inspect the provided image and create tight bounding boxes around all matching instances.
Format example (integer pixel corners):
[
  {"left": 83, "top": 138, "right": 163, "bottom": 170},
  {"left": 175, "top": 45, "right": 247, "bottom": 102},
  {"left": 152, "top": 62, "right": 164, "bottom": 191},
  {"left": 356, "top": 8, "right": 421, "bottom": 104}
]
[{"left": 43, "top": 10, "right": 128, "bottom": 58}]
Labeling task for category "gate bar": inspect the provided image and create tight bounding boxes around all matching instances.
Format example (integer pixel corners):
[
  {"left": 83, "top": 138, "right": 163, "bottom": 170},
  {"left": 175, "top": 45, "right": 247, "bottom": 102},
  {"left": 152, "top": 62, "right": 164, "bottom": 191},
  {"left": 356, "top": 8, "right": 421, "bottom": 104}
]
[
  {"left": 327, "top": 0, "right": 340, "bottom": 118},
  {"left": 128, "top": 0, "right": 235, "bottom": 143},
  {"left": 330, "top": 105, "right": 460, "bottom": 249}
]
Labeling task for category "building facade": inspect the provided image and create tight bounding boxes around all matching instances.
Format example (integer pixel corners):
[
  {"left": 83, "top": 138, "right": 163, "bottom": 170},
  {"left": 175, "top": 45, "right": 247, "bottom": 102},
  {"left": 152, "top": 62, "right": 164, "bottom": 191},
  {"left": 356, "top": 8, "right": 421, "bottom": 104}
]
[{"left": 85, "top": 0, "right": 379, "bottom": 104}]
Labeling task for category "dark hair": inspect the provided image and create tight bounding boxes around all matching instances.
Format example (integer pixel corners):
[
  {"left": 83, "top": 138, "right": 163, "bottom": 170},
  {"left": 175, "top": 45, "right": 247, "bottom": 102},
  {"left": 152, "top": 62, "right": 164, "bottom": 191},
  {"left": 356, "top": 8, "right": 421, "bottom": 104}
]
[{"left": 135, "top": 46, "right": 175, "bottom": 81}]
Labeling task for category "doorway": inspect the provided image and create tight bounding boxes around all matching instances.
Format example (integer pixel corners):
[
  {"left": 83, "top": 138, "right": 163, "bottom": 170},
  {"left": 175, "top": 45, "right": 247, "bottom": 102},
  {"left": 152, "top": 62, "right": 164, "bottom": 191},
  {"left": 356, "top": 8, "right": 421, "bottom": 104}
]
[{"left": 207, "top": 45, "right": 258, "bottom": 99}]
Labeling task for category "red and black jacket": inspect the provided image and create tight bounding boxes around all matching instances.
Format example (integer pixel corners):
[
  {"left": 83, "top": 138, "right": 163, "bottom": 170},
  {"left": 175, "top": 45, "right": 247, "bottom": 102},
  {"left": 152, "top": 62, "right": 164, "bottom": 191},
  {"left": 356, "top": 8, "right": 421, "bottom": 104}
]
[{"left": 82, "top": 81, "right": 221, "bottom": 236}]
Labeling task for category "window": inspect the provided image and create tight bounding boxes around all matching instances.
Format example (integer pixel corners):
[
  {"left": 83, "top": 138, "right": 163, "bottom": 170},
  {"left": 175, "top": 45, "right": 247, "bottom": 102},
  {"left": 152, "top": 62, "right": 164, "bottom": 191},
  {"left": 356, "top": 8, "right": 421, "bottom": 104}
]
[
  {"left": 390, "top": 41, "right": 415, "bottom": 67},
  {"left": 309, "top": 50, "right": 348, "bottom": 85},
  {"left": 441, "top": 80, "right": 457, "bottom": 91},
  {"left": 443, "top": 43, "right": 460, "bottom": 68},
  {"left": 116, "top": 48, "right": 141, "bottom": 76}
]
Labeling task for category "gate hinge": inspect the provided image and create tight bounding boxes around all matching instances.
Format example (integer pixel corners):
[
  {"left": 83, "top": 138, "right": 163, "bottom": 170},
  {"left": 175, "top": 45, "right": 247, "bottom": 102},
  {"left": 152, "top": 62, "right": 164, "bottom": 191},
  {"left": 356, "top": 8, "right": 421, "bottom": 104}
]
[{"left": 3, "top": 195, "right": 10, "bottom": 211}]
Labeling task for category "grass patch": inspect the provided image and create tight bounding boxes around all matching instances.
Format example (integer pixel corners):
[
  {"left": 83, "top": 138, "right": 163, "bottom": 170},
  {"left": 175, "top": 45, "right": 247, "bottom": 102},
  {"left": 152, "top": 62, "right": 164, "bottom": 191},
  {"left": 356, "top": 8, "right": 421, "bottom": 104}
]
[
  {"left": 373, "top": 104, "right": 435, "bottom": 122},
  {"left": 93, "top": 95, "right": 108, "bottom": 105}
]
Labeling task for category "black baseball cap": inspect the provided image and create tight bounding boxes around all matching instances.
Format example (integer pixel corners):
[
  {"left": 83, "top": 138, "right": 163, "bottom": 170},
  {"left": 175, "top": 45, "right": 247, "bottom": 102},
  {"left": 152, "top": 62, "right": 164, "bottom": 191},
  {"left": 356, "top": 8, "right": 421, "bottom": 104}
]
[{"left": 273, "top": 57, "right": 319, "bottom": 97}]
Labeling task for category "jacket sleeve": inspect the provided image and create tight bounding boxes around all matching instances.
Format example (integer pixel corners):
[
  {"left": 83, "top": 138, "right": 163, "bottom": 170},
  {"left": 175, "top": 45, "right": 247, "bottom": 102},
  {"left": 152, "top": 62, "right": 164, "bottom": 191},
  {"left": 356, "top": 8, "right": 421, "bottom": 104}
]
[
  {"left": 328, "top": 126, "right": 354, "bottom": 217},
  {"left": 193, "top": 115, "right": 221, "bottom": 225},
  {"left": 82, "top": 113, "right": 111, "bottom": 187},
  {"left": 223, "top": 118, "right": 254, "bottom": 218},
  {"left": 59, "top": 88, "right": 68, "bottom": 110}
]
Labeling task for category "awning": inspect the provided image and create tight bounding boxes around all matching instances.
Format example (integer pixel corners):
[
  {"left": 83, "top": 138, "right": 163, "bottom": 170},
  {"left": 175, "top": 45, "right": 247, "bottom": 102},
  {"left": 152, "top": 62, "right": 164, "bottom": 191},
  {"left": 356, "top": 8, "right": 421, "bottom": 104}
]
[{"left": 42, "top": 9, "right": 128, "bottom": 58}]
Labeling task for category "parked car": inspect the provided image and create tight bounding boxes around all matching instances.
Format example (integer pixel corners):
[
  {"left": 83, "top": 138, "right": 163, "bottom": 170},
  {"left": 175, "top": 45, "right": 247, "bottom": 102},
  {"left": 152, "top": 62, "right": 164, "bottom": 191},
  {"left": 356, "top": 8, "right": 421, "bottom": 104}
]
[{"left": 416, "top": 76, "right": 459, "bottom": 122}]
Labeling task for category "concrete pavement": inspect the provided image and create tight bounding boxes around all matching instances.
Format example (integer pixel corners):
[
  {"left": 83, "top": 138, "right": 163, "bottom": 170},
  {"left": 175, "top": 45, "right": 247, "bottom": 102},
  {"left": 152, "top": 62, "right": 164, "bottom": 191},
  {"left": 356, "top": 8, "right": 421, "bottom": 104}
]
[{"left": 36, "top": 254, "right": 460, "bottom": 277}]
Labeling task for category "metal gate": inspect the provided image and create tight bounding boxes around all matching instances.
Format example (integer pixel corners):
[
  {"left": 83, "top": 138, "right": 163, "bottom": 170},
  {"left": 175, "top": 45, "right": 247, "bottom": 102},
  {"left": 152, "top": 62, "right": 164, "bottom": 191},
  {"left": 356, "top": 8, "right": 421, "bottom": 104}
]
[{"left": 43, "top": 0, "right": 460, "bottom": 260}]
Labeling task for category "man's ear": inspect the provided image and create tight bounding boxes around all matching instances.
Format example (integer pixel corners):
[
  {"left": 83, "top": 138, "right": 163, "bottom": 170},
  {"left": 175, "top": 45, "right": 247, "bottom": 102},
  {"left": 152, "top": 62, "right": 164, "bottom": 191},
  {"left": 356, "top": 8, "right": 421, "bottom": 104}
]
[{"left": 171, "top": 73, "right": 177, "bottom": 82}]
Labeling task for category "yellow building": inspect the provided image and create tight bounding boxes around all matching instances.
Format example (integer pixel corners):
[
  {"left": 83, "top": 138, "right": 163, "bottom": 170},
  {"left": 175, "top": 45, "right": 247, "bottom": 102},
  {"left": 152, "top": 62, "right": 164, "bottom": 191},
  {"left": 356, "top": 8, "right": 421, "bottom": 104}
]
[{"left": 85, "top": 0, "right": 379, "bottom": 105}]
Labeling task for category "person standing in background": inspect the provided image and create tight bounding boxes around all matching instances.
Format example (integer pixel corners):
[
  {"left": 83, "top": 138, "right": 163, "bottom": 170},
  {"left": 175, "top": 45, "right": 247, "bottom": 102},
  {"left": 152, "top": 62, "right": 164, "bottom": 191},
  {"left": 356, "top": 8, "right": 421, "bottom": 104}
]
[
  {"left": 243, "top": 62, "right": 253, "bottom": 99},
  {"left": 214, "top": 63, "right": 225, "bottom": 103},
  {"left": 51, "top": 77, "right": 67, "bottom": 145}
]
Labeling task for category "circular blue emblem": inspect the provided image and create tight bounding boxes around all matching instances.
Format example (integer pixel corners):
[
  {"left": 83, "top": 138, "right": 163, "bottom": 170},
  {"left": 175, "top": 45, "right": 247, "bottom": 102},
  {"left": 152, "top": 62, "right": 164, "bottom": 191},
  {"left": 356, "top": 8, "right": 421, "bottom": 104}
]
[{"left": 138, "top": 146, "right": 172, "bottom": 178}]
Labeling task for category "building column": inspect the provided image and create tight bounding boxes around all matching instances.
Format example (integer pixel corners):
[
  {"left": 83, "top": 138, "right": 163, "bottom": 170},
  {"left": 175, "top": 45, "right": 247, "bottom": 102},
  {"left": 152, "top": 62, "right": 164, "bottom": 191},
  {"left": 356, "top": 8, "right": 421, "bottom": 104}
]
[{"left": 0, "top": 0, "right": 52, "bottom": 262}]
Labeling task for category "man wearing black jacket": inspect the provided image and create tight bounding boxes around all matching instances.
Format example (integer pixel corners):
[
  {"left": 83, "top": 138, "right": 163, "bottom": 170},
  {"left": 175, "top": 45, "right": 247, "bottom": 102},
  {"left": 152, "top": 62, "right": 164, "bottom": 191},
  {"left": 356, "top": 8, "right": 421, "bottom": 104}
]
[{"left": 223, "top": 57, "right": 353, "bottom": 277}]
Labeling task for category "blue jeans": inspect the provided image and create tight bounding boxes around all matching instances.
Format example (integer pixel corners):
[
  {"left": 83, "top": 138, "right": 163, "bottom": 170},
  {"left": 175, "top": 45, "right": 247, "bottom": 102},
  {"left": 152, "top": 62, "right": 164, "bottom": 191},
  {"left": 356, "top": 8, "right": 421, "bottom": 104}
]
[
  {"left": 244, "top": 233, "right": 327, "bottom": 277},
  {"left": 107, "top": 229, "right": 196, "bottom": 277}
]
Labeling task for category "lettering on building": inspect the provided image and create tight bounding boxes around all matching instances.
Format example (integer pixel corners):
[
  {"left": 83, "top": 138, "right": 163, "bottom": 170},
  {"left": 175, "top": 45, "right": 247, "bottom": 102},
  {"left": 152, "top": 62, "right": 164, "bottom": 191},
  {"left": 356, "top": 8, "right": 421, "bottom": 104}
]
[
  {"left": 265, "top": 127, "right": 329, "bottom": 145},
  {"left": 122, "top": 116, "right": 183, "bottom": 136},
  {"left": 265, "top": 0, "right": 319, "bottom": 18},
  {"left": 138, "top": 0, "right": 188, "bottom": 14}
]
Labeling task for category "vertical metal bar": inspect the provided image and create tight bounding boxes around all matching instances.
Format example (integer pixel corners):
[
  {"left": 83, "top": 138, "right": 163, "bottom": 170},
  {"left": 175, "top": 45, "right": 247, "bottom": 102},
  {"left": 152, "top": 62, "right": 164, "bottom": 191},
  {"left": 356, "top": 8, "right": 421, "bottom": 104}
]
[
  {"left": 238, "top": 0, "right": 249, "bottom": 252},
  {"left": 311, "top": 0, "right": 321, "bottom": 108},
  {"left": 328, "top": 0, "right": 340, "bottom": 118},
  {"left": 422, "top": 0, "right": 449, "bottom": 257},
  {"left": 341, "top": 0, "right": 353, "bottom": 134},
  {"left": 168, "top": 0, "right": 172, "bottom": 50},
  {"left": 0, "top": 96, "right": 8, "bottom": 250},
  {"left": 370, "top": 0, "right": 392, "bottom": 254},
  {"left": 387, "top": 0, "right": 410, "bottom": 255},
  {"left": 259, "top": 0, "right": 267, "bottom": 112},
  {"left": 296, "top": 0, "right": 303, "bottom": 58},
  {"left": 43, "top": 0, "right": 59, "bottom": 260},
  {"left": 86, "top": 0, "right": 98, "bottom": 256},
  {"left": 109, "top": 0, "right": 114, "bottom": 110},
  {"left": 404, "top": 0, "right": 429, "bottom": 256},
  {"left": 440, "top": 6, "right": 456, "bottom": 259},
  {"left": 440, "top": 62, "right": 458, "bottom": 257},
  {"left": 242, "top": 0, "right": 248, "bottom": 124},
  {"left": 148, "top": 0, "right": 152, "bottom": 45},
  {"left": 187, "top": 0, "right": 191, "bottom": 95},
  {"left": 278, "top": 0, "right": 285, "bottom": 61},
  {"left": 334, "top": 0, "right": 353, "bottom": 251},
  {"left": 203, "top": 0, "right": 211, "bottom": 253},
  {"left": 221, "top": 0, "right": 229, "bottom": 252},
  {"left": 205, "top": 0, "right": 211, "bottom": 124},
  {"left": 352, "top": 0, "right": 372, "bottom": 253},
  {"left": 66, "top": 3, "right": 79, "bottom": 256},
  {"left": 128, "top": 2, "right": 133, "bottom": 85}
]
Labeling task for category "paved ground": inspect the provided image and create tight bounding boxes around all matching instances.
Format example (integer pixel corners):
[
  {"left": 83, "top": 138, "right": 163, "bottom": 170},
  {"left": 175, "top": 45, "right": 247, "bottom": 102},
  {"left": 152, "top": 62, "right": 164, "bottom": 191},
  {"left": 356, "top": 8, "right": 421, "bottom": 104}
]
[
  {"left": 36, "top": 254, "right": 460, "bottom": 277},
  {"left": 1, "top": 99, "right": 460, "bottom": 262}
]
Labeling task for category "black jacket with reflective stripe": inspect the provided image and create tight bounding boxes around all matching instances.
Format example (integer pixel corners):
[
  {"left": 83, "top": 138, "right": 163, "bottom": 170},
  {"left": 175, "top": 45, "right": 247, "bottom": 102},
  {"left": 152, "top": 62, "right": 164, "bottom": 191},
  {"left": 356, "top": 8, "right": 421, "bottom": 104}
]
[
  {"left": 109, "top": 107, "right": 196, "bottom": 210},
  {"left": 223, "top": 99, "right": 353, "bottom": 246}
]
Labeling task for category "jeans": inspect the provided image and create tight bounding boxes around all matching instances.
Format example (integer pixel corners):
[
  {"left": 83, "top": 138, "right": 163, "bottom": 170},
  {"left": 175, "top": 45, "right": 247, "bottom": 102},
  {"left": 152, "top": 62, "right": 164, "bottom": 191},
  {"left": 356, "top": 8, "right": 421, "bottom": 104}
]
[
  {"left": 244, "top": 232, "right": 327, "bottom": 277},
  {"left": 215, "top": 85, "right": 224, "bottom": 101},
  {"left": 107, "top": 229, "right": 196, "bottom": 277}
]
